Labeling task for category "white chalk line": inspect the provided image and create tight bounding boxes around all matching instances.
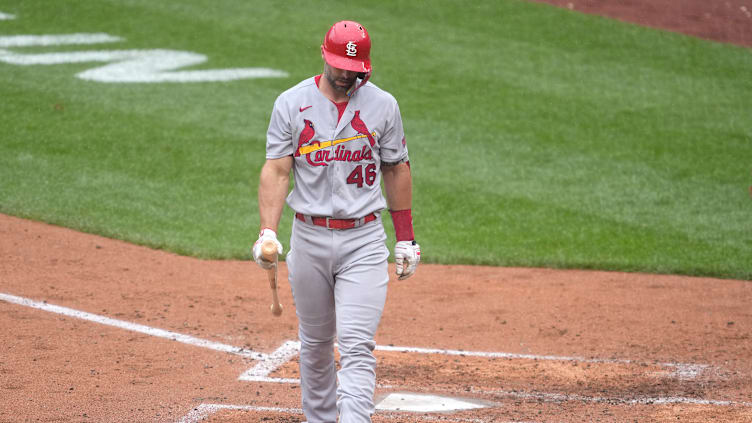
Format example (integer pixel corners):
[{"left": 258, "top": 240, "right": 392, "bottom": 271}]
[
  {"left": 375, "top": 345, "right": 708, "bottom": 380},
  {"left": 402, "top": 384, "right": 752, "bottom": 408},
  {"left": 236, "top": 342, "right": 708, "bottom": 384},
  {"left": 0, "top": 30, "right": 289, "bottom": 83},
  {"left": 0, "top": 293, "right": 266, "bottom": 360},
  {"left": 4, "top": 292, "right": 746, "bottom": 418},
  {"left": 0, "top": 11, "right": 15, "bottom": 20},
  {"left": 489, "top": 389, "right": 752, "bottom": 408},
  {"left": 0, "top": 33, "right": 122, "bottom": 48},
  {"left": 0, "top": 292, "right": 713, "bottom": 380},
  {"left": 178, "top": 388, "right": 752, "bottom": 423},
  {"left": 177, "top": 404, "right": 301, "bottom": 423},
  {"left": 177, "top": 403, "right": 508, "bottom": 423},
  {"left": 237, "top": 340, "right": 300, "bottom": 382}
]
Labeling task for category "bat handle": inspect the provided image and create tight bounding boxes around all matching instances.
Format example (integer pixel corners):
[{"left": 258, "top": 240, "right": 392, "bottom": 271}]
[{"left": 261, "top": 241, "right": 278, "bottom": 264}]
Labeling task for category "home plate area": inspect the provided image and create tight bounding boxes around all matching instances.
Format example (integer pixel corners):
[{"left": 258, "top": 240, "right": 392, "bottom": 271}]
[
  {"left": 178, "top": 340, "right": 746, "bottom": 422},
  {"left": 182, "top": 393, "right": 488, "bottom": 422}
]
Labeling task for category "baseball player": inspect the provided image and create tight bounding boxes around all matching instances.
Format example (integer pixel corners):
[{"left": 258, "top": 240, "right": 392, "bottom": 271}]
[{"left": 253, "top": 20, "right": 420, "bottom": 423}]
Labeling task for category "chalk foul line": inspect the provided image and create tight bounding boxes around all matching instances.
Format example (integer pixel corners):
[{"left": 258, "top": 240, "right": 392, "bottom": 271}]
[
  {"left": 4, "top": 291, "right": 749, "bottom": 421},
  {"left": 1, "top": 292, "right": 714, "bottom": 382},
  {"left": 0, "top": 292, "right": 266, "bottom": 360}
]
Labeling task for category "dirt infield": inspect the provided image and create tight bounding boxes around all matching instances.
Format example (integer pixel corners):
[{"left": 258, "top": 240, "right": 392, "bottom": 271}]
[
  {"left": 2, "top": 2, "right": 752, "bottom": 422},
  {"left": 1, "top": 212, "right": 751, "bottom": 422}
]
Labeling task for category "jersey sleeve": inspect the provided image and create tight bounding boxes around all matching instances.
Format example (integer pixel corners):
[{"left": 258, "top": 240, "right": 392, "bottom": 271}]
[
  {"left": 379, "top": 99, "right": 409, "bottom": 165},
  {"left": 266, "top": 96, "right": 294, "bottom": 159}
]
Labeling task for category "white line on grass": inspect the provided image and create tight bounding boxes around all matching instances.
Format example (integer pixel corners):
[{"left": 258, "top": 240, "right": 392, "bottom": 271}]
[
  {"left": 0, "top": 11, "right": 16, "bottom": 20},
  {"left": 0, "top": 33, "right": 121, "bottom": 48},
  {"left": 0, "top": 293, "right": 266, "bottom": 360}
]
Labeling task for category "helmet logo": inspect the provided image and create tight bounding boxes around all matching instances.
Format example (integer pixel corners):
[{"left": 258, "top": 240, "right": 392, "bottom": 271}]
[{"left": 345, "top": 41, "right": 357, "bottom": 57}]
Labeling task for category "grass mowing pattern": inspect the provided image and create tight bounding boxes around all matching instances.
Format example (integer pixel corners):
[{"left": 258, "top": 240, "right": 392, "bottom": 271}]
[{"left": 0, "top": 0, "right": 750, "bottom": 279}]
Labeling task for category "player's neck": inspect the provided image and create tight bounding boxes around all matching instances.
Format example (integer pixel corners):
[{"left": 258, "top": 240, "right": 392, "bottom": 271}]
[{"left": 318, "top": 74, "right": 350, "bottom": 103}]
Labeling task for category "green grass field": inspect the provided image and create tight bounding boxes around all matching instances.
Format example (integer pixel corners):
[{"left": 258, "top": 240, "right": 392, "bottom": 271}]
[{"left": 1, "top": 0, "right": 750, "bottom": 279}]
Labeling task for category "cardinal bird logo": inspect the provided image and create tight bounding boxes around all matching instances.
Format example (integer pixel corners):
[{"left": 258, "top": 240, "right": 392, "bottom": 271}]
[
  {"left": 350, "top": 110, "right": 375, "bottom": 147},
  {"left": 295, "top": 119, "right": 315, "bottom": 157}
]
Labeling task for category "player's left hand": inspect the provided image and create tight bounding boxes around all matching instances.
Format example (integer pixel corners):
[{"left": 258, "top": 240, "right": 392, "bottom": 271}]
[{"left": 394, "top": 240, "right": 420, "bottom": 280}]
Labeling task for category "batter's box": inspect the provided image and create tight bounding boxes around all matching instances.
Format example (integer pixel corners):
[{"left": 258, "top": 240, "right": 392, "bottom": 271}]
[
  {"left": 239, "top": 341, "right": 721, "bottom": 403},
  {"left": 184, "top": 403, "right": 497, "bottom": 423},
  {"left": 373, "top": 350, "right": 716, "bottom": 401},
  {"left": 181, "top": 398, "right": 752, "bottom": 423},
  {"left": 180, "top": 405, "right": 302, "bottom": 423}
]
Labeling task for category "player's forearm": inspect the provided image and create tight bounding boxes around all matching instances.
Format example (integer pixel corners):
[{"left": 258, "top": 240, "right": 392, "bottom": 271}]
[
  {"left": 258, "top": 159, "right": 291, "bottom": 232},
  {"left": 383, "top": 162, "right": 415, "bottom": 241},
  {"left": 382, "top": 162, "right": 412, "bottom": 210}
]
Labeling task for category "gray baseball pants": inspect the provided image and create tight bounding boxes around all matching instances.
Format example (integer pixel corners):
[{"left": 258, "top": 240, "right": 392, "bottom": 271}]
[{"left": 286, "top": 215, "right": 389, "bottom": 423}]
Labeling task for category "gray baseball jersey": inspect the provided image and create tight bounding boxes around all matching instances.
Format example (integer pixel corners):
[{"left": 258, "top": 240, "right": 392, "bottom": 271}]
[{"left": 266, "top": 76, "right": 408, "bottom": 219}]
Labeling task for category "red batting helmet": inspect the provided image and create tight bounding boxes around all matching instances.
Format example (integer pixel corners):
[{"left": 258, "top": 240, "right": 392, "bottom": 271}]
[{"left": 321, "top": 20, "right": 372, "bottom": 74}]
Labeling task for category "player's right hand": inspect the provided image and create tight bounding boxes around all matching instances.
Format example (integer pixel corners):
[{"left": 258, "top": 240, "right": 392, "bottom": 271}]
[{"left": 252, "top": 228, "right": 283, "bottom": 269}]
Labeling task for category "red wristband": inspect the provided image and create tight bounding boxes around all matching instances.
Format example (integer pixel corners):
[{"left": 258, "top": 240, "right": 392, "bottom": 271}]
[{"left": 389, "top": 209, "right": 414, "bottom": 241}]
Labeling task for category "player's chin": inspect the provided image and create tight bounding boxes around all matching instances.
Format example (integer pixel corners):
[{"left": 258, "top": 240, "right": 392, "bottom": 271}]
[{"left": 336, "top": 80, "right": 355, "bottom": 90}]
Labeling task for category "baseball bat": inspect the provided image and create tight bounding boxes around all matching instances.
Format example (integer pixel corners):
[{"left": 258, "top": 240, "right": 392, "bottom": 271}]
[{"left": 261, "top": 240, "right": 283, "bottom": 316}]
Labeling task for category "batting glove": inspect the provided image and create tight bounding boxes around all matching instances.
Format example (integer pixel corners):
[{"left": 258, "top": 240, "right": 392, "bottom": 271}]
[
  {"left": 252, "top": 228, "right": 283, "bottom": 270},
  {"left": 394, "top": 240, "right": 420, "bottom": 280}
]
